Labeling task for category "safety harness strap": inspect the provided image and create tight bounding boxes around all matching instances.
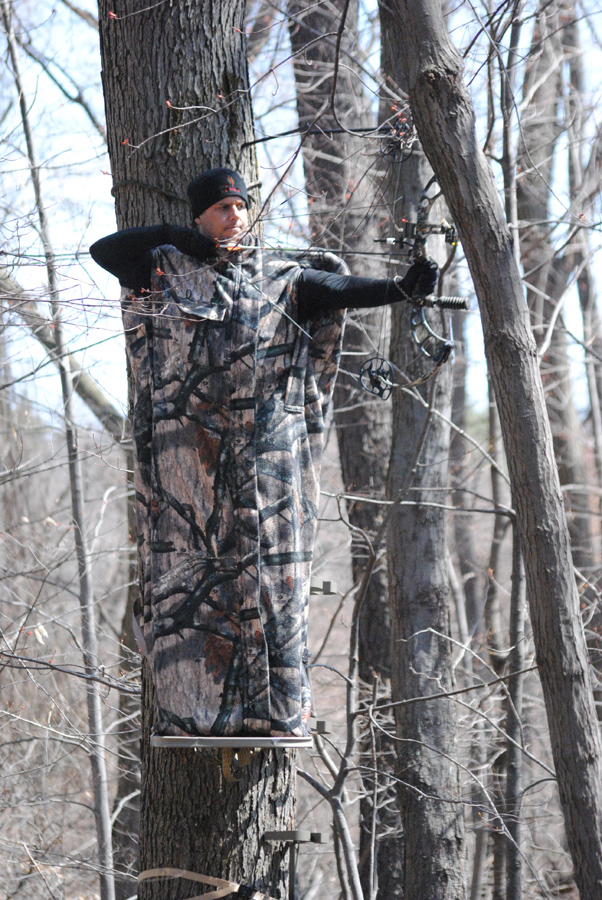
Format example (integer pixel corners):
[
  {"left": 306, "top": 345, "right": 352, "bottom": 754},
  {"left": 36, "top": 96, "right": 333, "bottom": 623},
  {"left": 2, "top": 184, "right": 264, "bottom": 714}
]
[{"left": 138, "top": 867, "right": 279, "bottom": 900}]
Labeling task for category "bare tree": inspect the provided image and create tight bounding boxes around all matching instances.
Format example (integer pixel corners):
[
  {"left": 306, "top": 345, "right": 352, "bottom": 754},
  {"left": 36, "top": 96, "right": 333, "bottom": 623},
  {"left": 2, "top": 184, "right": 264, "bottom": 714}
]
[
  {"left": 285, "top": 3, "right": 401, "bottom": 896},
  {"left": 1, "top": 3, "right": 115, "bottom": 897},
  {"left": 95, "top": 1, "right": 293, "bottom": 897},
  {"left": 384, "top": 2, "right": 602, "bottom": 897},
  {"left": 516, "top": 0, "right": 594, "bottom": 573},
  {"left": 5, "top": 2, "right": 602, "bottom": 898}
]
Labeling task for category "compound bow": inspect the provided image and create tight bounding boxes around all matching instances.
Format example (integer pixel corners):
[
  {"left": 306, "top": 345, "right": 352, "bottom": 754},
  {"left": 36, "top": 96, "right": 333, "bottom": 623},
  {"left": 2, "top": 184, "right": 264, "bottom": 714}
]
[{"left": 360, "top": 177, "right": 468, "bottom": 399}]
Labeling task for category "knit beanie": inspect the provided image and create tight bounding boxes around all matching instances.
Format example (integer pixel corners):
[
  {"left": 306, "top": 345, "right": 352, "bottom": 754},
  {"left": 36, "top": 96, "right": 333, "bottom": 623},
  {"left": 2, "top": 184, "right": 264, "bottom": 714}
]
[{"left": 187, "top": 168, "right": 249, "bottom": 218}]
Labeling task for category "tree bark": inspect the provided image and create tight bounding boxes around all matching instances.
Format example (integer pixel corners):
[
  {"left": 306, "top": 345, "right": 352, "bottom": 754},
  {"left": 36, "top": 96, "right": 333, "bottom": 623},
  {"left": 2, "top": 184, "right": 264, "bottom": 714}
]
[
  {"left": 110, "top": 457, "right": 141, "bottom": 900},
  {"left": 379, "top": 12, "right": 467, "bottom": 897},
  {"left": 516, "top": 1, "right": 593, "bottom": 573},
  {"left": 96, "top": 2, "right": 294, "bottom": 897},
  {"left": 385, "top": 3, "right": 602, "bottom": 897},
  {"left": 98, "top": 0, "right": 257, "bottom": 231},
  {"left": 485, "top": 382, "right": 511, "bottom": 669},
  {"left": 449, "top": 306, "right": 483, "bottom": 635},
  {"left": 287, "top": 1, "right": 392, "bottom": 686},
  {"left": 286, "top": 5, "right": 401, "bottom": 898},
  {"left": 139, "top": 672, "right": 293, "bottom": 899},
  {"left": 504, "top": 529, "right": 525, "bottom": 900},
  {"left": 382, "top": 158, "right": 466, "bottom": 900},
  {"left": 3, "top": 4, "right": 115, "bottom": 895}
]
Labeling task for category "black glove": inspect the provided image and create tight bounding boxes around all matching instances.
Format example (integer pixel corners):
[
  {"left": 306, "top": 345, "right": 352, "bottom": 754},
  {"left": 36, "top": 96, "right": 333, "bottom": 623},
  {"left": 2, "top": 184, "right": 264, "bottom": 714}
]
[
  {"left": 397, "top": 257, "right": 439, "bottom": 299},
  {"left": 166, "top": 225, "right": 216, "bottom": 260}
]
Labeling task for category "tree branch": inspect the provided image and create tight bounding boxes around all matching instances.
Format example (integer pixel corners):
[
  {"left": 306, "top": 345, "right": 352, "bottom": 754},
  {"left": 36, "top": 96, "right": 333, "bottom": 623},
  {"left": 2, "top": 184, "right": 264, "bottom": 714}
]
[{"left": 0, "top": 268, "right": 128, "bottom": 442}]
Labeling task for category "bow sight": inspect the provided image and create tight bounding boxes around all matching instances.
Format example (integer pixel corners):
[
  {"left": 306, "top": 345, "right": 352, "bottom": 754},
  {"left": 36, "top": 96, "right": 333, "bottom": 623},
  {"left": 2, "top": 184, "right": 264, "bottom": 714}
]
[{"left": 376, "top": 219, "right": 458, "bottom": 253}]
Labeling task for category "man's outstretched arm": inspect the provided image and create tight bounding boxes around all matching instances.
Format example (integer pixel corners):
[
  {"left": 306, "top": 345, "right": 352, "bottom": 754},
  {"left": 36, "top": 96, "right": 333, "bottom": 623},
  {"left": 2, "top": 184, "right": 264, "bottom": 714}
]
[{"left": 296, "top": 258, "right": 438, "bottom": 318}]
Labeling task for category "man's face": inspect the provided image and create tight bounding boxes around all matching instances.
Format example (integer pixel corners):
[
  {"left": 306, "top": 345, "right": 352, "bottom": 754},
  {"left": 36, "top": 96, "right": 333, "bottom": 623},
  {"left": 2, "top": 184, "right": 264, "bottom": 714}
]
[{"left": 194, "top": 197, "right": 249, "bottom": 244}]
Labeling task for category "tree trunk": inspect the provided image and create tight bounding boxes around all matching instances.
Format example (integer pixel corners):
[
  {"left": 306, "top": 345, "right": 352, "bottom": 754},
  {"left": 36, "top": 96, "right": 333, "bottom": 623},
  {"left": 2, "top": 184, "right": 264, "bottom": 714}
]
[
  {"left": 386, "top": 352, "right": 467, "bottom": 900},
  {"left": 96, "top": 2, "right": 294, "bottom": 897},
  {"left": 504, "top": 529, "right": 525, "bottom": 900},
  {"left": 516, "top": 1, "right": 593, "bottom": 573},
  {"left": 382, "top": 154, "right": 466, "bottom": 900},
  {"left": 286, "top": 5, "right": 401, "bottom": 898},
  {"left": 562, "top": 9, "right": 602, "bottom": 717},
  {"left": 386, "top": 2, "right": 602, "bottom": 897},
  {"left": 97, "top": 0, "right": 257, "bottom": 229},
  {"left": 111, "top": 458, "right": 142, "bottom": 900},
  {"left": 3, "top": 4, "right": 115, "bottom": 895},
  {"left": 450, "top": 306, "right": 483, "bottom": 635},
  {"left": 379, "top": 12, "right": 467, "bottom": 897},
  {"left": 287, "top": 1, "right": 392, "bottom": 684},
  {"left": 139, "top": 671, "right": 293, "bottom": 899}
]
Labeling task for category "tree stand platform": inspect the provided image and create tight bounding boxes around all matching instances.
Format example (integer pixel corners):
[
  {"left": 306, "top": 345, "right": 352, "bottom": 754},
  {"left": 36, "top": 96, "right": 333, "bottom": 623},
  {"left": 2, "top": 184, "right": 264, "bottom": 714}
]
[
  {"left": 150, "top": 734, "right": 316, "bottom": 781},
  {"left": 150, "top": 735, "right": 314, "bottom": 749}
]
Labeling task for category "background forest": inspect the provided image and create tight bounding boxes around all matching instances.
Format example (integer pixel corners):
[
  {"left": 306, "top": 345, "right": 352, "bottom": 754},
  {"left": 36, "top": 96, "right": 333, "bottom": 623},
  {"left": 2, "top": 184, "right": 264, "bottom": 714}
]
[{"left": 1, "top": 1, "right": 602, "bottom": 899}]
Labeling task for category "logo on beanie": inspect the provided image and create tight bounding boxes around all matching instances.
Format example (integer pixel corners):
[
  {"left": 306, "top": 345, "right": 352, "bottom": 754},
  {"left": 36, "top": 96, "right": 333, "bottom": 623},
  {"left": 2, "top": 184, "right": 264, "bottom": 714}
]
[
  {"left": 220, "top": 185, "right": 241, "bottom": 194},
  {"left": 219, "top": 174, "right": 242, "bottom": 196}
]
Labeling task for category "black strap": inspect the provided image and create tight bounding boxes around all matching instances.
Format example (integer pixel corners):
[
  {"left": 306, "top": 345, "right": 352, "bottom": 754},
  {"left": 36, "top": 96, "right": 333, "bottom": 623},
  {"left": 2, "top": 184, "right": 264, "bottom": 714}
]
[{"left": 240, "top": 607, "right": 261, "bottom": 622}]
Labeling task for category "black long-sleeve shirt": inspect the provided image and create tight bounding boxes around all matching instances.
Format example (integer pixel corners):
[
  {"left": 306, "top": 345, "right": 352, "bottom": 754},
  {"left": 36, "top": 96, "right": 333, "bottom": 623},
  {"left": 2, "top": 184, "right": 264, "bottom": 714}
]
[{"left": 89, "top": 225, "right": 431, "bottom": 318}]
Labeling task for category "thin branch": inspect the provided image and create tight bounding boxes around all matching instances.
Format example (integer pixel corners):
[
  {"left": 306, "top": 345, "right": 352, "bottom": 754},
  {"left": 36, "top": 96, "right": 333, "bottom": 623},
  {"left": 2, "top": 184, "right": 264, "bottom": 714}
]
[
  {"left": 0, "top": 269, "right": 128, "bottom": 441},
  {"left": 59, "top": 0, "right": 98, "bottom": 30},
  {"left": 15, "top": 33, "right": 106, "bottom": 140}
]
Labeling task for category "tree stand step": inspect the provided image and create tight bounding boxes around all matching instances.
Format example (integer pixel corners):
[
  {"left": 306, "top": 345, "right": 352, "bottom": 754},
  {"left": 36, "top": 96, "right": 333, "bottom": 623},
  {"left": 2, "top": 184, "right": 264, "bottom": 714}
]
[
  {"left": 264, "top": 831, "right": 329, "bottom": 900},
  {"left": 310, "top": 577, "right": 338, "bottom": 595}
]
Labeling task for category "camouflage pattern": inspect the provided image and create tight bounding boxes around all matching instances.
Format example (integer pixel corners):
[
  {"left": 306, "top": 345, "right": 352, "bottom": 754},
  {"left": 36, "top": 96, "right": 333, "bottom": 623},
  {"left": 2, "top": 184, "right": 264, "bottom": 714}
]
[{"left": 124, "top": 243, "right": 347, "bottom": 736}]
